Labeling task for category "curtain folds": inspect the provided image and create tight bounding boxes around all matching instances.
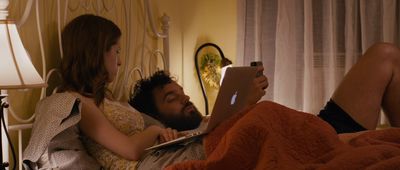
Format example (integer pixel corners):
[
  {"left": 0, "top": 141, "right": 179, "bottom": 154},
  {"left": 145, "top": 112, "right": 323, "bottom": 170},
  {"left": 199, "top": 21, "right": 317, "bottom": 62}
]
[{"left": 239, "top": 0, "right": 400, "bottom": 114}]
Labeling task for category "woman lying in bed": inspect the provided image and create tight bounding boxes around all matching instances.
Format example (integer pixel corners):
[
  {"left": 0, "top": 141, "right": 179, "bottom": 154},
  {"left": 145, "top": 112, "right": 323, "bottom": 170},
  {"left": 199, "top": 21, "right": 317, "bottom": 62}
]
[{"left": 23, "top": 13, "right": 400, "bottom": 169}]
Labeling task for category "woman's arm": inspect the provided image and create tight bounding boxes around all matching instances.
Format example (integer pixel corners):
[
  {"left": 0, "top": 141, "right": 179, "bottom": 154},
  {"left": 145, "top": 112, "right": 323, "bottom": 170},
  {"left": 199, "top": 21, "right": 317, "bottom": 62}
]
[{"left": 78, "top": 97, "right": 175, "bottom": 161}]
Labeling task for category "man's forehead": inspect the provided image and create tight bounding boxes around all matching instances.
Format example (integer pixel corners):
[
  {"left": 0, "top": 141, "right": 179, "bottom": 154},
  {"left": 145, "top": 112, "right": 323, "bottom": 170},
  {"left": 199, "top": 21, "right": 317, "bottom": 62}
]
[{"left": 153, "top": 82, "right": 181, "bottom": 98}]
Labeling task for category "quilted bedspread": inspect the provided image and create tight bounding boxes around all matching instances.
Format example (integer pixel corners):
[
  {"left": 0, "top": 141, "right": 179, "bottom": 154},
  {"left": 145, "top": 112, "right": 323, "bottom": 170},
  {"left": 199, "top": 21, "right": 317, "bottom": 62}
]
[{"left": 166, "top": 101, "right": 400, "bottom": 170}]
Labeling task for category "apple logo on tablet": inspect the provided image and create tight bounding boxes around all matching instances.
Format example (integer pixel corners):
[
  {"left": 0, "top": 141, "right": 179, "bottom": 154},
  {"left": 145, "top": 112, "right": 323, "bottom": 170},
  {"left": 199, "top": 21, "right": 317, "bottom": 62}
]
[{"left": 230, "top": 91, "right": 238, "bottom": 105}]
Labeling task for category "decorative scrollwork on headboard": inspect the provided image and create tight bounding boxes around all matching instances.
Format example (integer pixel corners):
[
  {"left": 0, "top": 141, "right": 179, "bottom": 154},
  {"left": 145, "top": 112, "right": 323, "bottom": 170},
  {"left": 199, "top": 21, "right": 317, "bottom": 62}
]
[{"left": 4, "top": 0, "right": 170, "bottom": 169}]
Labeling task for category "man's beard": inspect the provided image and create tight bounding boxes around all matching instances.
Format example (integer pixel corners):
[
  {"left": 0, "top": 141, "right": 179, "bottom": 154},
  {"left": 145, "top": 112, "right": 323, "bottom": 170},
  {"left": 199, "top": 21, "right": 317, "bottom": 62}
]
[{"left": 160, "top": 102, "right": 203, "bottom": 131}]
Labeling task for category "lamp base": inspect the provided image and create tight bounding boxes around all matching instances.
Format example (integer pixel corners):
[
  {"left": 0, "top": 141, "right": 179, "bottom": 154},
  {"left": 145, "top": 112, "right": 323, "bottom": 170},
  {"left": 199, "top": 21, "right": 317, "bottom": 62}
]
[
  {"left": 0, "top": 94, "right": 7, "bottom": 99},
  {"left": 0, "top": 163, "right": 9, "bottom": 170},
  {"left": 0, "top": 93, "right": 10, "bottom": 170}
]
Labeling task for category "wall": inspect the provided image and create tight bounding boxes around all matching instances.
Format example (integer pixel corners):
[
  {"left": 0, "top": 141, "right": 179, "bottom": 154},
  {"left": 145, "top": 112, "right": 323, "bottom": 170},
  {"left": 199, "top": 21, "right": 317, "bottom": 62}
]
[{"left": 154, "top": 0, "right": 238, "bottom": 115}]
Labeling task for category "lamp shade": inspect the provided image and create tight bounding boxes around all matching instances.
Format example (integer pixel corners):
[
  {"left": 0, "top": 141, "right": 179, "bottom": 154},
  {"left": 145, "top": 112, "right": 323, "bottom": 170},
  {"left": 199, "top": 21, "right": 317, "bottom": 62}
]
[{"left": 0, "top": 20, "right": 46, "bottom": 89}]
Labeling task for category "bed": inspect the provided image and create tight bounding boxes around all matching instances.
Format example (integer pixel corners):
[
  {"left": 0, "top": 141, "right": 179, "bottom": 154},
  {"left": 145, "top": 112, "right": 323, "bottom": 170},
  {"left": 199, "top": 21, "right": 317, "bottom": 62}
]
[
  {"left": 4, "top": 0, "right": 400, "bottom": 170},
  {"left": 166, "top": 101, "right": 400, "bottom": 169}
]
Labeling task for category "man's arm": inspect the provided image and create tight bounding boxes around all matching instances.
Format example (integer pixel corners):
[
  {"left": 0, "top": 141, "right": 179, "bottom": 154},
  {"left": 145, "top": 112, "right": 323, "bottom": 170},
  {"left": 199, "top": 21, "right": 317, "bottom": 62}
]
[{"left": 246, "top": 66, "right": 269, "bottom": 105}]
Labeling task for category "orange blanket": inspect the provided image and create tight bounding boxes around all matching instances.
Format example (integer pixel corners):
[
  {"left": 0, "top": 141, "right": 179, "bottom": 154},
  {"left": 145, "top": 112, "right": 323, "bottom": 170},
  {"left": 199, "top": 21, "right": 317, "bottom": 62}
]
[{"left": 166, "top": 101, "right": 400, "bottom": 170}]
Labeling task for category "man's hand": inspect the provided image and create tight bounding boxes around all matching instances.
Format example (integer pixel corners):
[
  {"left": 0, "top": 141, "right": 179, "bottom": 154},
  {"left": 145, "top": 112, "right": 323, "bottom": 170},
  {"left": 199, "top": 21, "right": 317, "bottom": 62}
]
[{"left": 247, "top": 66, "right": 269, "bottom": 105}]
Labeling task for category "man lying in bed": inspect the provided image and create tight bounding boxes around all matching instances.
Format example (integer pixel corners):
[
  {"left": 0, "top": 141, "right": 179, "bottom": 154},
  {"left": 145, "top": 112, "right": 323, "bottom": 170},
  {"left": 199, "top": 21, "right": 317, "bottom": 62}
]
[{"left": 130, "top": 42, "right": 400, "bottom": 143}]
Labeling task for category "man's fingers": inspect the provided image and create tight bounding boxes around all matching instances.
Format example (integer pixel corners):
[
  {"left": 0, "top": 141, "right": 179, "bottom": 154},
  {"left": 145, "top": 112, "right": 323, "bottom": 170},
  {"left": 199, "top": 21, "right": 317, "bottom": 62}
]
[
  {"left": 261, "top": 76, "right": 268, "bottom": 89},
  {"left": 254, "top": 75, "right": 268, "bottom": 90},
  {"left": 257, "top": 75, "right": 268, "bottom": 90}
]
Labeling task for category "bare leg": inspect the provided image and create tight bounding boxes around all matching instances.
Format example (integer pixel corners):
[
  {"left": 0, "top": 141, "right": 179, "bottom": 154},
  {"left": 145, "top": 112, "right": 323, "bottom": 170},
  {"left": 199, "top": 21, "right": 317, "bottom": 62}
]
[{"left": 331, "top": 42, "right": 400, "bottom": 130}]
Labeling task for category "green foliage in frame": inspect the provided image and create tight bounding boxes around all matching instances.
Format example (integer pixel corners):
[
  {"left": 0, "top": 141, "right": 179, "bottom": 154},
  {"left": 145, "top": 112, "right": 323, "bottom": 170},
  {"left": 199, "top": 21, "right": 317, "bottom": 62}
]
[{"left": 199, "top": 52, "right": 222, "bottom": 88}]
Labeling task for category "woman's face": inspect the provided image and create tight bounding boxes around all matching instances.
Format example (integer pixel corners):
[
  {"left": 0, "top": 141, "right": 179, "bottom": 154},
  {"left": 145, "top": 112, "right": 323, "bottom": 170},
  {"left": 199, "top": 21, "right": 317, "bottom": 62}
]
[{"left": 104, "top": 39, "right": 121, "bottom": 82}]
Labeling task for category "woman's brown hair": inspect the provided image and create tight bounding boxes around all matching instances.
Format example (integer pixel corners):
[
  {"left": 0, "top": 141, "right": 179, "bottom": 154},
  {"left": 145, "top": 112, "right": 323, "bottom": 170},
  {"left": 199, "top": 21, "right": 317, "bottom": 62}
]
[{"left": 59, "top": 14, "right": 121, "bottom": 105}]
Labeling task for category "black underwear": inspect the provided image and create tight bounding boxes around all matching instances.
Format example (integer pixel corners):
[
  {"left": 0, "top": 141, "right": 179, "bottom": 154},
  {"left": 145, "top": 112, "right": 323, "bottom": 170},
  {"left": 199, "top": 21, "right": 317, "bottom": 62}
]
[{"left": 318, "top": 99, "right": 366, "bottom": 134}]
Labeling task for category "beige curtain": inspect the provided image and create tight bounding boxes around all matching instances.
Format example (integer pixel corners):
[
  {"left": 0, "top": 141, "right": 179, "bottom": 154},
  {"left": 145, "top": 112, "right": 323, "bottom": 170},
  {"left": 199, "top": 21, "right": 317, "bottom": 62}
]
[{"left": 238, "top": 0, "right": 400, "bottom": 114}]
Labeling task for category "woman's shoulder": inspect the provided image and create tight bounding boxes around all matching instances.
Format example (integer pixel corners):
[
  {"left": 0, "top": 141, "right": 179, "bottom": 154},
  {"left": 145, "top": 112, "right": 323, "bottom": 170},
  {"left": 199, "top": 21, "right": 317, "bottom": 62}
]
[
  {"left": 38, "top": 92, "right": 81, "bottom": 109},
  {"left": 63, "top": 91, "right": 102, "bottom": 109},
  {"left": 43, "top": 92, "right": 77, "bottom": 99}
]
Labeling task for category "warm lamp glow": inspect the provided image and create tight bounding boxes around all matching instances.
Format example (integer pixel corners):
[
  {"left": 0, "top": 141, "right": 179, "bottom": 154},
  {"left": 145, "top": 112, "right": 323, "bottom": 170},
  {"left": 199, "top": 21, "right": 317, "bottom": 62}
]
[
  {"left": 220, "top": 64, "right": 232, "bottom": 86},
  {"left": 0, "top": 20, "right": 46, "bottom": 89},
  {"left": 195, "top": 43, "right": 232, "bottom": 115},
  {"left": 1, "top": 0, "right": 46, "bottom": 168}
]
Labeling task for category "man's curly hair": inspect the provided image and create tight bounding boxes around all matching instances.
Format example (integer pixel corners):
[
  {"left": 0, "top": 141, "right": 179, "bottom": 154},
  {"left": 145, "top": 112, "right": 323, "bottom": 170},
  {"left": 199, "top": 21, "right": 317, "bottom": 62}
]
[{"left": 129, "top": 70, "right": 174, "bottom": 118}]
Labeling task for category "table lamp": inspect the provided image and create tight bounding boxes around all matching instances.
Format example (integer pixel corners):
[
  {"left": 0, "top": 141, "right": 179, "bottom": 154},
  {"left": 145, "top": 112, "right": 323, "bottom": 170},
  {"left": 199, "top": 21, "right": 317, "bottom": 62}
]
[
  {"left": 194, "top": 43, "right": 232, "bottom": 115},
  {"left": 0, "top": 0, "right": 46, "bottom": 169}
]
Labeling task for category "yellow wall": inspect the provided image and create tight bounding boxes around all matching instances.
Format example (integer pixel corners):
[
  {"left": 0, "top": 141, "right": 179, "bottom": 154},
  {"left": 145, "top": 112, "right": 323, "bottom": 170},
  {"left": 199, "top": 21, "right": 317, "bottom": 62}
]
[{"left": 154, "top": 0, "right": 238, "bottom": 115}]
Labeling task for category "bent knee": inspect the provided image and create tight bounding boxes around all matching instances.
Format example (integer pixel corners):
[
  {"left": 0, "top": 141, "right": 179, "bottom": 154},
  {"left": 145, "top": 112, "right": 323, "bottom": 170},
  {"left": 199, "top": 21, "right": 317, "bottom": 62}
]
[
  {"left": 362, "top": 42, "right": 400, "bottom": 68},
  {"left": 364, "top": 43, "right": 400, "bottom": 65}
]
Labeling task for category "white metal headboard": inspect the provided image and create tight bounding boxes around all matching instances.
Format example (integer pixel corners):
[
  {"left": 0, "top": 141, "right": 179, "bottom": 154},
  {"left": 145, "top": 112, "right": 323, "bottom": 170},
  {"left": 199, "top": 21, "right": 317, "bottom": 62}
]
[{"left": 2, "top": 0, "right": 169, "bottom": 169}]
